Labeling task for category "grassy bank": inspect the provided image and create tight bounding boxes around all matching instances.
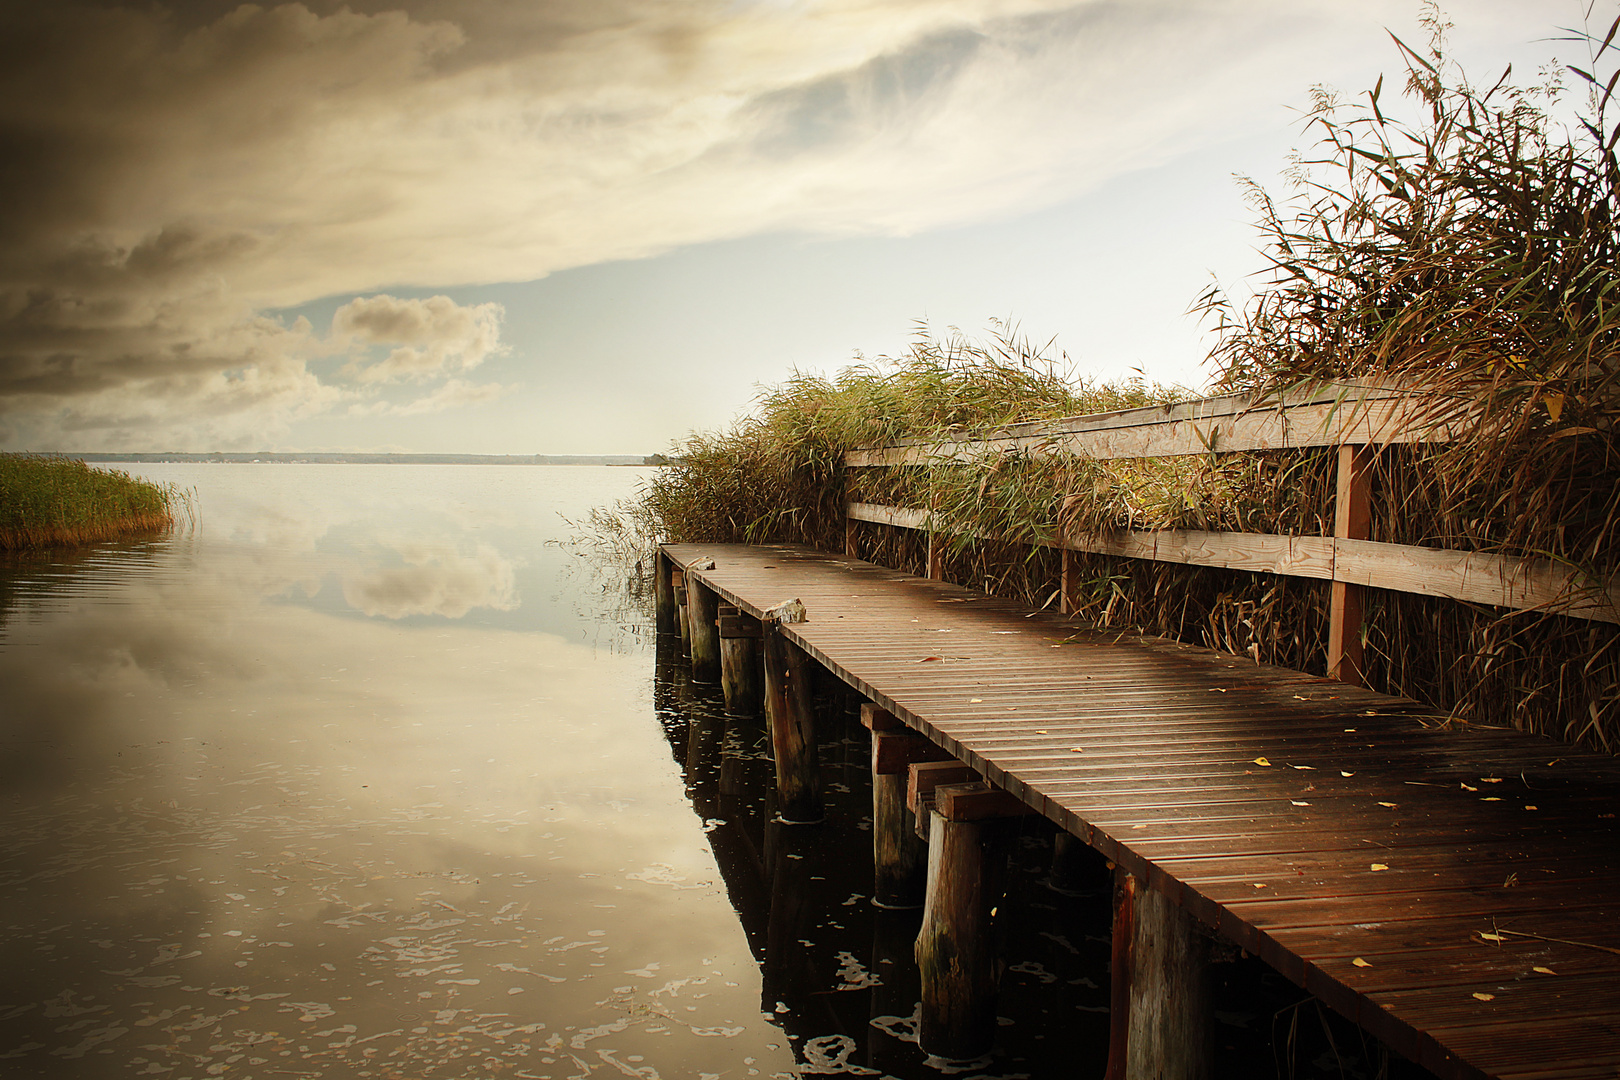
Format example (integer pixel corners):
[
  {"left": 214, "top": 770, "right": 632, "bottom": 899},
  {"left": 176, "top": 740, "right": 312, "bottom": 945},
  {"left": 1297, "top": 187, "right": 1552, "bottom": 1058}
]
[
  {"left": 625, "top": 16, "right": 1620, "bottom": 751},
  {"left": 0, "top": 455, "right": 180, "bottom": 550}
]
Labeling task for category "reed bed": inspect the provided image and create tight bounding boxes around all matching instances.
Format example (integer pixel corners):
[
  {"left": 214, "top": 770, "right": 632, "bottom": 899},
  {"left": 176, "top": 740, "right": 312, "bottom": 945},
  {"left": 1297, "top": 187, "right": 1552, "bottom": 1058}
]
[
  {"left": 628, "top": 13, "right": 1620, "bottom": 751},
  {"left": 0, "top": 455, "right": 180, "bottom": 550}
]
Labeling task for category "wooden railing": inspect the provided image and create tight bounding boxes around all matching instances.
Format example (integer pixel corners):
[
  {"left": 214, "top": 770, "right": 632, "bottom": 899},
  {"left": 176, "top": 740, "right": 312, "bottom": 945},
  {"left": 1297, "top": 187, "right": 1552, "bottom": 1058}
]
[{"left": 842, "top": 381, "right": 1618, "bottom": 685}]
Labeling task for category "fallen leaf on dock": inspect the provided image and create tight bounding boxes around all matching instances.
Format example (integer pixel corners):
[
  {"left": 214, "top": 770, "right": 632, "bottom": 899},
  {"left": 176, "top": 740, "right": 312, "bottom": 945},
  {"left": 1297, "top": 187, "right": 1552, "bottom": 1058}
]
[
  {"left": 1340, "top": 770, "right": 1355, "bottom": 777},
  {"left": 1253, "top": 757, "right": 1272, "bottom": 767},
  {"left": 917, "top": 656, "right": 942, "bottom": 663},
  {"left": 1480, "top": 777, "right": 1503, "bottom": 783},
  {"left": 1377, "top": 802, "right": 1398, "bottom": 808},
  {"left": 1370, "top": 863, "right": 1389, "bottom": 871},
  {"left": 1035, "top": 729, "right": 1048, "bottom": 734},
  {"left": 1481, "top": 797, "right": 1502, "bottom": 802},
  {"left": 969, "top": 698, "right": 983, "bottom": 703},
  {"left": 1472, "top": 992, "right": 1495, "bottom": 1002},
  {"left": 1360, "top": 710, "right": 1378, "bottom": 716},
  {"left": 1533, "top": 966, "right": 1557, "bottom": 975},
  {"left": 1524, "top": 805, "right": 1538, "bottom": 810},
  {"left": 1461, "top": 782, "right": 1478, "bottom": 791},
  {"left": 1479, "top": 933, "right": 1506, "bottom": 942},
  {"left": 1352, "top": 958, "right": 1371, "bottom": 968},
  {"left": 1070, "top": 747, "right": 1085, "bottom": 754},
  {"left": 1291, "top": 764, "right": 1315, "bottom": 770},
  {"left": 1251, "top": 883, "right": 1267, "bottom": 888},
  {"left": 1290, "top": 800, "right": 1310, "bottom": 806}
]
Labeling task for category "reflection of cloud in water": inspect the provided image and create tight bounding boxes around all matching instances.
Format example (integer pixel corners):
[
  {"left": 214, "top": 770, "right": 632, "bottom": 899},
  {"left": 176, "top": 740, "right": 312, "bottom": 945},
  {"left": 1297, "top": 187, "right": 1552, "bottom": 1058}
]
[{"left": 342, "top": 541, "right": 519, "bottom": 619}]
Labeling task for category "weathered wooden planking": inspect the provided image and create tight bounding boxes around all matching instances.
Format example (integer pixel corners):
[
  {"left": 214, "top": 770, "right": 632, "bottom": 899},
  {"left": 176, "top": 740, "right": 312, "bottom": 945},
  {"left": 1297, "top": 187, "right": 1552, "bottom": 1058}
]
[
  {"left": 844, "top": 381, "right": 1469, "bottom": 466},
  {"left": 663, "top": 542, "right": 1620, "bottom": 1080},
  {"left": 845, "top": 502, "right": 1620, "bottom": 623}
]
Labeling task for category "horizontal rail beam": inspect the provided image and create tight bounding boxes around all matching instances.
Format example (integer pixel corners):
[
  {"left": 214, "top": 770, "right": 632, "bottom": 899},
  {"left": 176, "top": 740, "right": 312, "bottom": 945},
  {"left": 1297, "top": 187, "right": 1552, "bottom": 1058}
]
[
  {"left": 845, "top": 382, "right": 1470, "bottom": 467},
  {"left": 845, "top": 502, "right": 1619, "bottom": 624}
]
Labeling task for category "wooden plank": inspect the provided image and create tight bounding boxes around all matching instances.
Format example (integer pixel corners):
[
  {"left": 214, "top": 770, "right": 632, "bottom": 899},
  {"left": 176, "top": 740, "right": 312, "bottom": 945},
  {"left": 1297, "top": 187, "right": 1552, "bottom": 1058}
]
[
  {"left": 846, "top": 381, "right": 1468, "bottom": 466},
  {"left": 1334, "top": 539, "right": 1620, "bottom": 624},
  {"left": 906, "top": 760, "right": 978, "bottom": 814},
  {"left": 934, "top": 780, "right": 1039, "bottom": 821},
  {"left": 846, "top": 502, "right": 1620, "bottom": 623},
  {"left": 872, "top": 729, "right": 954, "bottom": 774}
]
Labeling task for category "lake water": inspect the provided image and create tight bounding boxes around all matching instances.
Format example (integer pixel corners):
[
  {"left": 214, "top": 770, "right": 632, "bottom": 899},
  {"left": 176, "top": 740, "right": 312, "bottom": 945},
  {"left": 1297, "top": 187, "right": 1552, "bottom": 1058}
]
[{"left": 0, "top": 465, "right": 1349, "bottom": 1080}]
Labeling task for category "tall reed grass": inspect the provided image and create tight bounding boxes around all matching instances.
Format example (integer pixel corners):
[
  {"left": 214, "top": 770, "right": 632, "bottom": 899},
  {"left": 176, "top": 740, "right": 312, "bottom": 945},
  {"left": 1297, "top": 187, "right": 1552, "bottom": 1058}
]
[
  {"left": 628, "top": 11, "right": 1620, "bottom": 751},
  {"left": 0, "top": 455, "right": 180, "bottom": 550}
]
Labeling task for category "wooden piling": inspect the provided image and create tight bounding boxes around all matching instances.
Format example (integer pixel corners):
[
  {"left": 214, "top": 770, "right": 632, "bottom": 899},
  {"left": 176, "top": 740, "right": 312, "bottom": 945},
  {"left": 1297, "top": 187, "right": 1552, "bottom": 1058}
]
[
  {"left": 655, "top": 550, "right": 677, "bottom": 634},
  {"left": 1124, "top": 881, "right": 1213, "bottom": 1080},
  {"left": 674, "top": 569, "right": 689, "bottom": 649},
  {"left": 761, "top": 624, "right": 822, "bottom": 824},
  {"left": 914, "top": 800, "right": 1008, "bottom": 1060},
  {"left": 687, "top": 577, "right": 721, "bottom": 684},
  {"left": 718, "top": 604, "right": 763, "bottom": 717},
  {"left": 864, "top": 704, "right": 936, "bottom": 909},
  {"left": 1104, "top": 871, "right": 1136, "bottom": 1080}
]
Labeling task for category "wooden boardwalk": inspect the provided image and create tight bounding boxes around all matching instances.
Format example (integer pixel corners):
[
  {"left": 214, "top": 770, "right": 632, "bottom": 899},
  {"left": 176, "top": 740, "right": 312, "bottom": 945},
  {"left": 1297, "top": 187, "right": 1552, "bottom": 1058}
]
[{"left": 664, "top": 541, "right": 1620, "bottom": 1080}]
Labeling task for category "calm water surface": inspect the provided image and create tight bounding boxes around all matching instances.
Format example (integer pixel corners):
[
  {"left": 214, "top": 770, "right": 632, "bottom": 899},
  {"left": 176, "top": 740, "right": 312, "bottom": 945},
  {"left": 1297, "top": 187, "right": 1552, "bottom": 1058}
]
[{"left": 4, "top": 465, "right": 1335, "bottom": 1080}]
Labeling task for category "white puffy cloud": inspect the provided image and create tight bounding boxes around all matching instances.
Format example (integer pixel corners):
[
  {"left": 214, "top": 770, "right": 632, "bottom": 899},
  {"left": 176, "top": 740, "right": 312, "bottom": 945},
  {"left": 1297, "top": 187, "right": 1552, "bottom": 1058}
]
[{"left": 334, "top": 294, "right": 505, "bottom": 383}]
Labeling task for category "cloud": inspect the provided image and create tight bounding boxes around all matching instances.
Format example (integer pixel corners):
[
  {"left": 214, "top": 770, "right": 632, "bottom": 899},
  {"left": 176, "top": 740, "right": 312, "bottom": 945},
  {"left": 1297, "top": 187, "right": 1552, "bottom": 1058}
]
[
  {"left": 334, "top": 294, "right": 505, "bottom": 383},
  {"left": 341, "top": 541, "right": 520, "bottom": 619},
  {"left": 0, "top": 0, "right": 1474, "bottom": 448}
]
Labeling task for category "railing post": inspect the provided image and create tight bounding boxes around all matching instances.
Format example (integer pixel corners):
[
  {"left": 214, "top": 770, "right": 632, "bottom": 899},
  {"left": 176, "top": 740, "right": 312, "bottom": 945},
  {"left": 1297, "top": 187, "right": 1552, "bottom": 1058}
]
[
  {"left": 1061, "top": 547, "right": 1076, "bottom": 616},
  {"left": 845, "top": 512, "right": 860, "bottom": 559},
  {"left": 1328, "top": 444, "right": 1374, "bottom": 685}
]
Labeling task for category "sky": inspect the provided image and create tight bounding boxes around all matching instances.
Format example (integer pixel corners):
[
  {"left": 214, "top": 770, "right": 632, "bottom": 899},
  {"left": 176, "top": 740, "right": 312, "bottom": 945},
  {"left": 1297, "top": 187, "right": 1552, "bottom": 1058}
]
[{"left": 0, "top": 0, "right": 1601, "bottom": 455}]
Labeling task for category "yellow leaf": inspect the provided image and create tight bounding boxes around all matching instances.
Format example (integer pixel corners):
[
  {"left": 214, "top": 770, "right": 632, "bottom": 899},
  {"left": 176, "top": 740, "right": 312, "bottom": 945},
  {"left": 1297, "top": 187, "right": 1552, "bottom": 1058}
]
[
  {"left": 1290, "top": 800, "right": 1310, "bottom": 806},
  {"left": 1378, "top": 802, "right": 1398, "bottom": 808},
  {"left": 1544, "top": 392, "right": 1564, "bottom": 422},
  {"left": 1253, "top": 757, "right": 1272, "bottom": 767},
  {"left": 1070, "top": 747, "right": 1085, "bottom": 754},
  {"left": 1480, "top": 777, "right": 1503, "bottom": 783},
  {"left": 1461, "top": 782, "right": 1477, "bottom": 791},
  {"left": 1473, "top": 992, "right": 1495, "bottom": 1002},
  {"left": 969, "top": 698, "right": 983, "bottom": 703},
  {"left": 1370, "top": 863, "right": 1389, "bottom": 872},
  {"left": 1252, "top": 882, "right": 1268, "bottom": 888},
  {"left": 1352, "top": 957, "right": 1371, "bottom": 968},
  {"left": 1482, "top": 797, "right": 1502, "bottom": 802},
  {"left": 1035, "top": 729, "right": 1048, "bottom": 735},
  {"left": 1525, "top": 805, "right": 1538, "bottom": 811},
  {"left": 1291, "top": 764, "right": 1315, "bottom": 770},
  {"left": 1340, "top": 770, "right": 1355, "bottom": 777},
  {"left": 1533, "top": 966, "right": 1556, "bottom": 975}
]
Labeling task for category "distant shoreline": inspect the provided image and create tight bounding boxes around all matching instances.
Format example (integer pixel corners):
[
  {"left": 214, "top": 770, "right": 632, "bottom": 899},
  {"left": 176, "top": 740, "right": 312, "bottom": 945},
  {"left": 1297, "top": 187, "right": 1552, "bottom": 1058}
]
[{"left": 55, "top": 452, "right": 669, "bottom": 467}]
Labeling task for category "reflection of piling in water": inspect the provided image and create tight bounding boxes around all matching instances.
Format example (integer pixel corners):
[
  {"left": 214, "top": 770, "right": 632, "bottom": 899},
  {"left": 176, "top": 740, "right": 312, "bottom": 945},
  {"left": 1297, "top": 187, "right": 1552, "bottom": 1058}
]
[{"left": 866, "top": 906, "right": 922, "bottom": 1073}]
